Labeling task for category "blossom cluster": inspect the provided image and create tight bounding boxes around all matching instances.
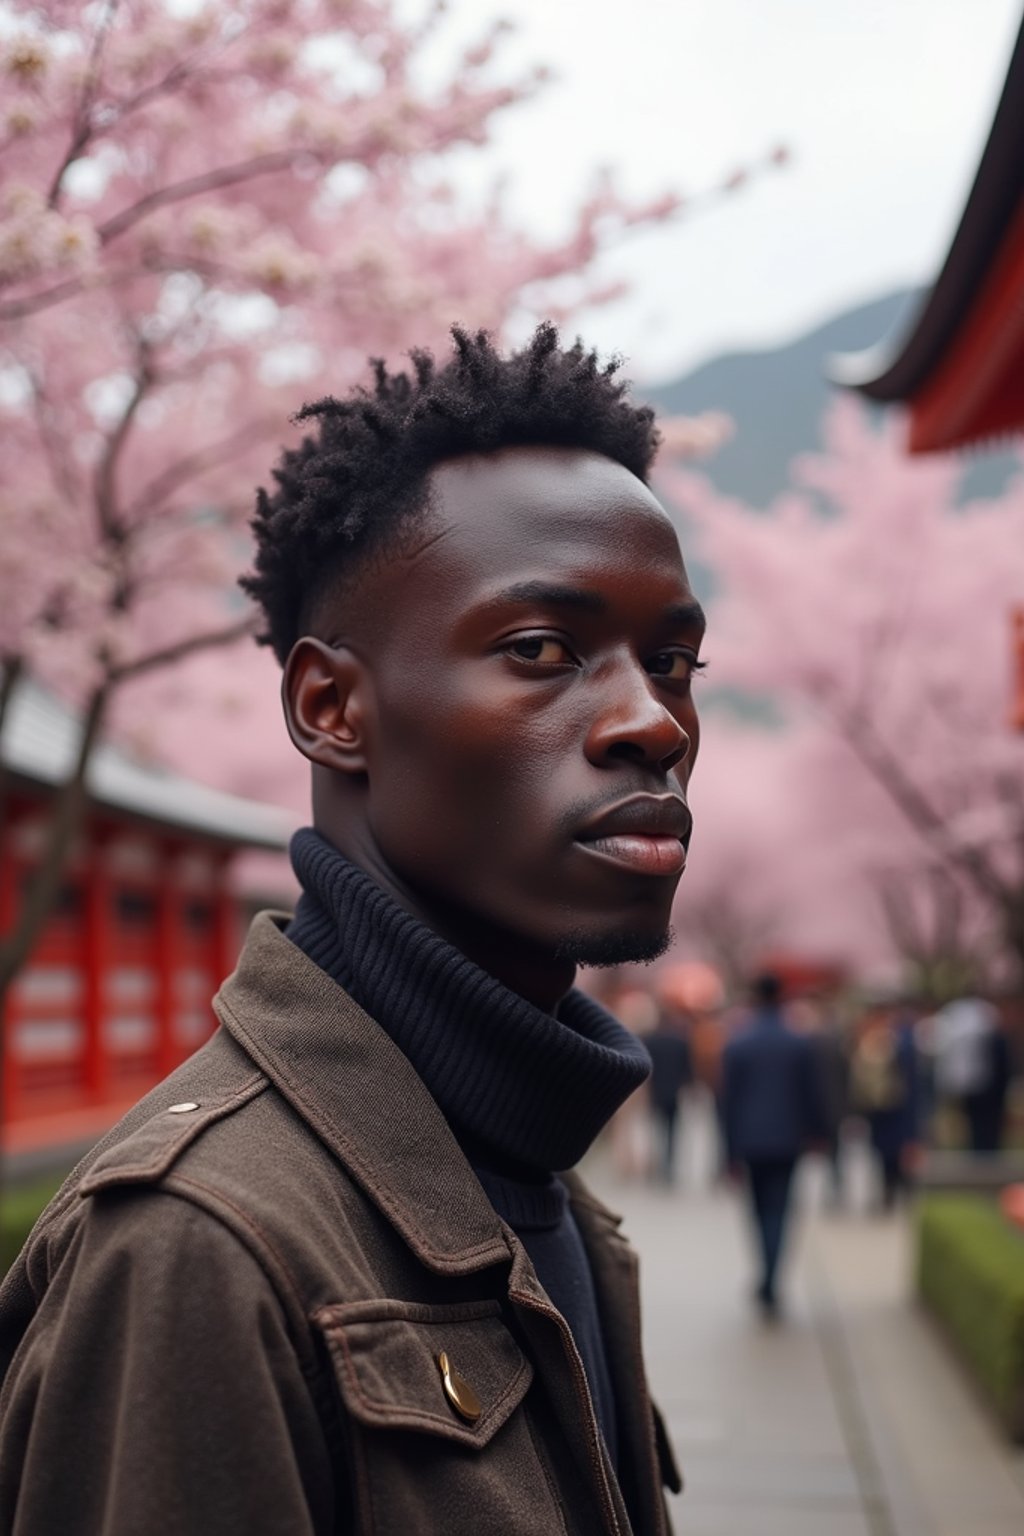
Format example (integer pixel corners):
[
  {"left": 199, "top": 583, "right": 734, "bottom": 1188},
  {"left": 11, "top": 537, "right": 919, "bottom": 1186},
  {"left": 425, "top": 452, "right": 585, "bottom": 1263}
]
[
  {"left": 0, "top": 185, "right": 98, "bottom": 286},
  {"left": 0, "top": 0, "right": 705, "bottom": 710},
  {"left": 659, "top": 398, "right": 1024, "bottom": 980}
]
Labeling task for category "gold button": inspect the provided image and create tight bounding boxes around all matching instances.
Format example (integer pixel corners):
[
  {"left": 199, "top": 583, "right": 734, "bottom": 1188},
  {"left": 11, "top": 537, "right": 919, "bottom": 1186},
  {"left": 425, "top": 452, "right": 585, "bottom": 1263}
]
[
  {"left": 436, "top": 1351, "right": 481, "bottom": 1424},
  {"left": 167, "top": 1102, "right": 200, "bottom": 1114}
]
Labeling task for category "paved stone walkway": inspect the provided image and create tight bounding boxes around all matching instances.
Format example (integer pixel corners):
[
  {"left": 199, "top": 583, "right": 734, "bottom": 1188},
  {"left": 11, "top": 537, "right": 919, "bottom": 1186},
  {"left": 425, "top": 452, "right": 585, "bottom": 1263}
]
[{"left": 587, "top": 1097, "right": 1024, "bottom": 1536}]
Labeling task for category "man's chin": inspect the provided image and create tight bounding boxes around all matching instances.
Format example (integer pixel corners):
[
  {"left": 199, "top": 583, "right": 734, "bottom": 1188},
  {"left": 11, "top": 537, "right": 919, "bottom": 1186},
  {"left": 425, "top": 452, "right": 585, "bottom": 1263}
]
[{"left": 555, "top": 925, "right": 674, "bottom": 969}]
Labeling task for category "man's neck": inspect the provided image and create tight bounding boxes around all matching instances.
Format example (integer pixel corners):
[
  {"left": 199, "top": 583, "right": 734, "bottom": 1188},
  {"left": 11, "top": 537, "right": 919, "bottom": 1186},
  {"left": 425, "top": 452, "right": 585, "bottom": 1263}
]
[
  {"left": 315, "top": 820, "right": 575, "bottom": 1012},
  {"left": 284, "top": 828, "right": 652, "bottom": 1174}
]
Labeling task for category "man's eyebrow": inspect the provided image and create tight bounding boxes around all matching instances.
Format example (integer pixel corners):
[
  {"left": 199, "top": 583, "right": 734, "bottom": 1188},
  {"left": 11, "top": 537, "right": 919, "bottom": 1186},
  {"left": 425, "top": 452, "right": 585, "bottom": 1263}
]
[
  {"left": 665, "top": 599, "right": 707, "bottom": 632},
  {"left": 489, "top": 581, "right": 608, "bottom": 614},
  {"left": 485, "top": 584, "right": 707, "bottom": 630}
]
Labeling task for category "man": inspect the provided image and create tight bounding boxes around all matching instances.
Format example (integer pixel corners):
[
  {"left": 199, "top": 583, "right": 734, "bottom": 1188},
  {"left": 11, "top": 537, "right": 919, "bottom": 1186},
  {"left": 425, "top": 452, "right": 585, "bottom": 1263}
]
[
  {"left": 0, "top": 326, "right": 702, "bottom": 1534},
  {"left": 798, "top": 996, "right": 850, "bottom": 1208},
  {"left": 642, "top": 1009, "right": 694, "bottom": 1185},
  {"left": 849, "top": 1002, "right": 919, "bottom": 1209},
  {"left": 721, "top": 973, "right": 821, "bottom": 1318},
  {"left": 932, "top": 993, "right": 1011, "bottom": 1152}
]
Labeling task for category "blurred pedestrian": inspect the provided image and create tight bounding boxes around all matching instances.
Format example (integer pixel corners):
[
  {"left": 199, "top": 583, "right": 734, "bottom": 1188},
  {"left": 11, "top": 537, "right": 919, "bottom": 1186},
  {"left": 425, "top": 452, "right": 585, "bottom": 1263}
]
[
  {"left": 850, "top": 1004, "right": 919, "bottom": 1209},
  {"left": 643, "top": 1007, "right": 694, "bottom": 1184},
  {"left": 794, "top": 996, "right": 850, "bottom": 1207},
  {"left": 608, "top": 986, "right": 661, "bottom": 1179},
  {"left": 721, "top": 973, "right": 824, "bottom": 1318},
  {"left": 933, "top": 994, "right": 1012, "bottom": 1152}
]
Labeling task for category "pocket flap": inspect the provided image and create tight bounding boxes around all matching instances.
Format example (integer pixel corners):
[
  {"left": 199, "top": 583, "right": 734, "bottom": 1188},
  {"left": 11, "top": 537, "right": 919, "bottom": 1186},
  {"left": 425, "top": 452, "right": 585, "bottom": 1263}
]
[{"left": 313, "top": 1298, "right": 533, "bottom": 1450}]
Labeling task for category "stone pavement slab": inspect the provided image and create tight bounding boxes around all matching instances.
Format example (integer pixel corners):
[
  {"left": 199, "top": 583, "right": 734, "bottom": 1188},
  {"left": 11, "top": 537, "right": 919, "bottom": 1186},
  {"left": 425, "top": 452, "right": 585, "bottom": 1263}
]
[
  {"left": 598, "top": 1178, "right": 871, "bottom": 1536},
  {"left": 585, "top": 1104, "right": 1024, "bottom": 1536},
  {"left": 810, "top": 1213, "right": 1024, "bottom": 1536}
]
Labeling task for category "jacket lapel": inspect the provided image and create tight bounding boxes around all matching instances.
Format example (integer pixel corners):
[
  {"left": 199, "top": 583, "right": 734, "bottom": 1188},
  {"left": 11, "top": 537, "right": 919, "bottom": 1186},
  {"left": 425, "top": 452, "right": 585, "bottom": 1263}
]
[{"left": 214, "top": 913, "right": 510, "bottom": 1276}]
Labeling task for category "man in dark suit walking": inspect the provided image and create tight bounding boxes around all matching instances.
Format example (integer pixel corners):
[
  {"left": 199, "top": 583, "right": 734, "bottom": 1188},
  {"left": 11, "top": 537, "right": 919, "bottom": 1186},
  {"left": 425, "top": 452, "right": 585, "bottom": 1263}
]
[{"left": 721, "top": 974, "right": 822, "bottom": 1318}]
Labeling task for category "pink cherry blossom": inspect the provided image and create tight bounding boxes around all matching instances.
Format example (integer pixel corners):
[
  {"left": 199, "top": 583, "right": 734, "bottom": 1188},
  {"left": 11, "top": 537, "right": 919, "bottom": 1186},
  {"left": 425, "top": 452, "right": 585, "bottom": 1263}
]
[
  {"left": 659, "top": 397, "right": 1024, "bottom": 991},
  {"left": 0, "top": 0, "right": 783, "bottom": 1001}
]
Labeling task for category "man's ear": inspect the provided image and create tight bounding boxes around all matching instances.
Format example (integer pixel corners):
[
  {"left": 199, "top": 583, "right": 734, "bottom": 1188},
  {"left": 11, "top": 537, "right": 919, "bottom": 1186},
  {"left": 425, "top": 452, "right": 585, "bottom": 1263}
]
[{"left": 282, "top": 637, "right": 372, "bottom": 775}]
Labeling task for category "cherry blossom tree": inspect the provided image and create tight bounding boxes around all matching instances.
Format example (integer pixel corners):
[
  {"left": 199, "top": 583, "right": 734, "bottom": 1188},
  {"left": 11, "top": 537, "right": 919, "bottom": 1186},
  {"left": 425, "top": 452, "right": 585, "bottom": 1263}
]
[
  {"left": 0, "top": 0, "right": 781, "bottom": 1008},
  {"left": 659, "top": 398, "right": 1024, "bottom": 991}
]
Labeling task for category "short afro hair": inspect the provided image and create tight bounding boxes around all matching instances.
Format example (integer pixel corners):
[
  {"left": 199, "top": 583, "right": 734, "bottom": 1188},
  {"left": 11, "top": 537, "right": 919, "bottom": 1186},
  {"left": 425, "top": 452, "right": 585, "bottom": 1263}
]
[{"left": 241, "top": 322, "right": 661, "bottom": 665}]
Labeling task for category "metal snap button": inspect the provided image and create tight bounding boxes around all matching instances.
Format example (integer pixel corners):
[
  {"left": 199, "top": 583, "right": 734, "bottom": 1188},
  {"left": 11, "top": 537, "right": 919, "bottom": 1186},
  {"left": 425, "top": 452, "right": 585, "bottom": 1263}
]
[
  {"left": 167, "top": 1102, "right": 200, "bottom": 1114},
  {"left": 436, "top": 1351, "right": 482, "bottom": 1423}
]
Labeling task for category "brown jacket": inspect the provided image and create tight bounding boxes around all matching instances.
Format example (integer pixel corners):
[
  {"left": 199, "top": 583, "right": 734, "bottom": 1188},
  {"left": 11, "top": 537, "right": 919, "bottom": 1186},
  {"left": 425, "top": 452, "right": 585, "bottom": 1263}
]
[{"left": 0, "top": 914, "right": 680, "bottom": 1534}]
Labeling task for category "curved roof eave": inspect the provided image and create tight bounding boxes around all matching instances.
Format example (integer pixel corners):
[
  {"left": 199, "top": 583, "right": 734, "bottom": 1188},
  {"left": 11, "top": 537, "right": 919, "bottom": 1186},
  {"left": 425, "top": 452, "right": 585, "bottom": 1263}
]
[
  {"left": 2, "top": 680, "right": 293, "bottom": 853},
  {"left": 828, "top": 15, "right": 1024, "bottom": 402}
]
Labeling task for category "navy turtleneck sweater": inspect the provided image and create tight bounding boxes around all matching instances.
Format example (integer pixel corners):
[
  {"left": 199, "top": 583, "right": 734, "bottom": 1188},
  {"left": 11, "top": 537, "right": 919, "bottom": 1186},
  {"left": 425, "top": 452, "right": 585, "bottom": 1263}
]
[{"left": 284, "top": 828, "right": 651, "bottom": 1472}]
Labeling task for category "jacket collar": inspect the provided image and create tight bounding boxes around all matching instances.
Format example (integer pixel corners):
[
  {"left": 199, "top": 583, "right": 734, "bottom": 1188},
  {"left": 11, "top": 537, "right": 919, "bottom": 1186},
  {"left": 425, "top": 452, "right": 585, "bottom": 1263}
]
[{"left": 214, "top": 912, "right": 511, "bottom": 1276}]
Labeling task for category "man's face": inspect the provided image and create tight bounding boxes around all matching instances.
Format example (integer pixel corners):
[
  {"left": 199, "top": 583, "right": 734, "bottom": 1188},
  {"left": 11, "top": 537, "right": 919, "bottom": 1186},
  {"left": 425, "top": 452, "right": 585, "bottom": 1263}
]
[{"left": 343, "top": 446, "right": 704, "bottom": 968}]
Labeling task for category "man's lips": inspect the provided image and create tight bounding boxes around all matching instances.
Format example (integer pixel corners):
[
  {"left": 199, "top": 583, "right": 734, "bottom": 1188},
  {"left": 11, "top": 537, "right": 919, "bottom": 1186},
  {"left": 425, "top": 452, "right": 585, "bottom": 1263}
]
[{"left": 573, "top": 795, "right": 691, "bottom": 878}]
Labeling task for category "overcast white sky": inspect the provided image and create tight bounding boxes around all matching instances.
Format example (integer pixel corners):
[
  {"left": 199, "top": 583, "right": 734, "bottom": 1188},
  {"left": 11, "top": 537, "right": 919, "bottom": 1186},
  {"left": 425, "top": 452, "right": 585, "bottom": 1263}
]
[{"left": 431, "top": 0, "right": 1022, "bottom": 383}]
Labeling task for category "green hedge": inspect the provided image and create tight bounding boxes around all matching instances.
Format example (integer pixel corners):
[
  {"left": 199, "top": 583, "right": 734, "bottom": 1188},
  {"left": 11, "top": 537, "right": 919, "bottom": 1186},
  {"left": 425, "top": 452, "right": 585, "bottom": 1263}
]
[
  {"left": 917, "top": 1194, "right": 1024, "bottom": 1441},
  {"left": 0, "top": 1176, "right": 65, "bottom": 1277}
]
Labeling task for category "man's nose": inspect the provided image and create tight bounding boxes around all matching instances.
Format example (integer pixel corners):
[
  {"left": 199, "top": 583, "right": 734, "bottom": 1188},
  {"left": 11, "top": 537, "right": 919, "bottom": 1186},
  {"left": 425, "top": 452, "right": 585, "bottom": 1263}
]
[{"left": 584, "top": 661, "right": 691, "bottom": 774}]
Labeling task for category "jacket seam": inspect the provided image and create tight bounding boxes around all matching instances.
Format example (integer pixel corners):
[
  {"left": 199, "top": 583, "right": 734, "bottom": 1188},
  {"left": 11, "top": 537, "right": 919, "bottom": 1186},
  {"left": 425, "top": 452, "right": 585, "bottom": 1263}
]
[
  {"left": 524, "top": 1409, "right": 571, "bottom": 1536},
  {"left": 625, "top": 1246, "right": 668, "bottom": 1536},
  {"left": 511, "top": 1285, "right": 621, "bottom": 1534},
  {"left": 77, "top": 1073, "right": 268, "bottom": 1193},
  {"left": 162, "top": 1172, "right": 315, "bottom": 1368},
  {"left": 314, "top": 1298, "right": 502, "bottom": 1327},
  {"left": 344, "top": 1414, "right": 377, "bottom": 1536}
]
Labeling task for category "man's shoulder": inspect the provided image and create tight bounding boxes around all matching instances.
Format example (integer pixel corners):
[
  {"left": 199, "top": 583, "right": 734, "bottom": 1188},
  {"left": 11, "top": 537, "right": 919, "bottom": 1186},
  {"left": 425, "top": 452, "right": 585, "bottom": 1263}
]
[
  {"left": 36, "top": 1025, "right": 276, "bottom": 1215},
  {"left": 725, "top": 1017, "right": 807, "bottom": 1057},
  {"left": 12, "top": 1027, "right": 378, "bottom": 1328},
  {"left": 722, "top": 1018, "right": 759, "bottom": 1056}
]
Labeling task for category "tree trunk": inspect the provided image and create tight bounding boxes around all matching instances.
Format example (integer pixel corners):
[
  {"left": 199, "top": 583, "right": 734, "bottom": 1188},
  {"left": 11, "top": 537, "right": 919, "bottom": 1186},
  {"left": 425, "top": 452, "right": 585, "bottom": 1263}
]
[
  {"left": 0, "top": 680, "right": 110, "bottom": 1180},
  {"left": 0, "top": 655, "right": 25, "bottom": 853},
  {"left": 998, "top": 890, "right": 1024, "bottom": 988}
]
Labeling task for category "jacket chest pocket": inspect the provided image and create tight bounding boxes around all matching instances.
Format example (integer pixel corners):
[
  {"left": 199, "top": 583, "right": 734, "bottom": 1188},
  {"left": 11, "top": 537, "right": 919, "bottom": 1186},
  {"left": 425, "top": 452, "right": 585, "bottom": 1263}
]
[{"left": 314, "top": 1298, "right": 569, "bottom": 1536}]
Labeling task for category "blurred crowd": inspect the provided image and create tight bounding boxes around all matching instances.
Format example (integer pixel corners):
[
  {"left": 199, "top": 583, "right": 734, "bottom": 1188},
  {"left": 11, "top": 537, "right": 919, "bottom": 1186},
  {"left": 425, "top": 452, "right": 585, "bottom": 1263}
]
[
  {"left": 591, "top": 967, "right": 1021, "bottom": 1318},
  {"left": 597, "top": 968, "right": 1022, "bottom": 1203}
]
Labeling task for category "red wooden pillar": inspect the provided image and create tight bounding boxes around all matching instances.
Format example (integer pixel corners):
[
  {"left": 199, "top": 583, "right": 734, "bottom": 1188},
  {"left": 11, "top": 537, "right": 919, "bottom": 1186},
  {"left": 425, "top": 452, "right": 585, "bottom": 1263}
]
[
  {"left": 1012, "top": 606, "right": 1024, "bottom": 731},
  {"left": 0, "top": 809, "right": 16, "bottom": 1127},
  {"left": 155, "top": 843, "right": 179, "bottom": 1079},
  {"left": 82, "top": 827, "right": 111, "bottom": 1104}
]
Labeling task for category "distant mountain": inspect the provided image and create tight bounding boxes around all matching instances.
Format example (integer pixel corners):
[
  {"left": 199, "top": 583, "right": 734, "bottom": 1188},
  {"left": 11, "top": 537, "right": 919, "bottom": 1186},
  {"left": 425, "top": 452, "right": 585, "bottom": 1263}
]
[{"left": 643, "top": 289, "right": 1019, "bottom": 507}]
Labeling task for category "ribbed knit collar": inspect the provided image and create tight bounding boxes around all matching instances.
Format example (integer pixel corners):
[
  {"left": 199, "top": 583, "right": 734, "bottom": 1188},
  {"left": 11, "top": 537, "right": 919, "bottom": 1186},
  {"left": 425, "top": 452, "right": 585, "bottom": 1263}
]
[{"left": 285, "top": 828, "right": 650, "bottom": 1174}]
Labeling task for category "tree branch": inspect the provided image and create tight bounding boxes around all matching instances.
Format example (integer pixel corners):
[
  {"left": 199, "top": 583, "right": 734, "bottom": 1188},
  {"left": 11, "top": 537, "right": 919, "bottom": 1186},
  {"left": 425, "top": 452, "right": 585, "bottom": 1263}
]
[
  {"left": 0, "top": 142, "right": 304, "bottom": 314},
  {"left": 0, "top": 610, "right": 254, "bottom": 1012},
  {"left": 93, "top": 338, "right": 155, "bottom": 544},
  {"left": 47, "top": 0, "right": 122, "bottom": 206},
  {"left": 109, "top": 616, "right": 256, "bottom": 684},
  {"left": 124, "top": 415, "right": 279, "bottom": 522},
  {"left": 834, "top": 705, "right": 1009, "bottom": 906},
  {"left": 97, "top": 150, "right": 308, "bottom": 245},
  {"left": 0, "top": 654, "right": 24, "bottom": 744},
  {"left": 0, "top": 680, "right": 109, "bottom": 1002},
  {"left": 27, "top": 365, "right": 81, "bottom": 509},
  {"left": 0, "top": 273, "right": 89, "bottom": 318}
]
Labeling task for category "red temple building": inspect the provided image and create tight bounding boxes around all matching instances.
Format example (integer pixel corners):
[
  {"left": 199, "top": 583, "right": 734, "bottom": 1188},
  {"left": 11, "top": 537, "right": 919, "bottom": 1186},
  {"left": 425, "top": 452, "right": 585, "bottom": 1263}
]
[
  {"left": 831, "top": 15, "right": 1024, "bottom": 729},
  {"left": 830, "top": 14, "right": 1024, "bottom": 454},
  {"left": 0, "top": 682, "right": 291, "bottom": 1162}
]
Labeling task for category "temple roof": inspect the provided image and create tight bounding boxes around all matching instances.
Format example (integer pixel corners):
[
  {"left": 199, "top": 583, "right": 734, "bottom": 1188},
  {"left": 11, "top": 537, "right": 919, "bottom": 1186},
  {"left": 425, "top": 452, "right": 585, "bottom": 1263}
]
[
  {"left": 3, "top": 680, "right": 292, "bottom": 852},
  {"left": 830, "top": 16, "right": 1024, "bottom": 452}
]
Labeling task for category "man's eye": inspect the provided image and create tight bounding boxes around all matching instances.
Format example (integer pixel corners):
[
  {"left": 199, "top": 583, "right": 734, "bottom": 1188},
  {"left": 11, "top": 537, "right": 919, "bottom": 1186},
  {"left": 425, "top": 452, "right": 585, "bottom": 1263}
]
[
  {"left": 647, "top": 650, "right": 704, "bottom": 681},
  {"left": 508, "top": 636, "right": 573, "bottom": 665}
]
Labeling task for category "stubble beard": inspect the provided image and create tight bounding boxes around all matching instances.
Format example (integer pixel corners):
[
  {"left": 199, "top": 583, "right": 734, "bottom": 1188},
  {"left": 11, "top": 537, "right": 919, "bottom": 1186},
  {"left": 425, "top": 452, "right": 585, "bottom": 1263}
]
[{"left": 554, "top": 923, "right": 674, "bottom": 970}]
